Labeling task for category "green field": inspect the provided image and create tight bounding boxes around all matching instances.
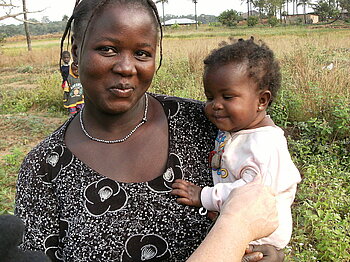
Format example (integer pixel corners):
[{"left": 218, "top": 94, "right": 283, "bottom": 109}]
[{"left": 0, "top": 25, "right": 349, "bottom": 261}]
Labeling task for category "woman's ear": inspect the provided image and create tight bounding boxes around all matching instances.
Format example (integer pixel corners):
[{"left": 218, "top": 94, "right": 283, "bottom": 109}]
[{"left": 258, "top": 90, "right": 271, "bottom": 111}]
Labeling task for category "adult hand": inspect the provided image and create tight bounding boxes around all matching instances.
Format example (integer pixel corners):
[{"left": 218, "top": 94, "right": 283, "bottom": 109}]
[
  {"left": 220, "top": 175, "right": 278, "bottom": 242},
  {"left": 186, "top": 177, "right": 279, "bottom": 262},
  {"left": 242, "top": 245, "right": 285, "bottom": 262}
]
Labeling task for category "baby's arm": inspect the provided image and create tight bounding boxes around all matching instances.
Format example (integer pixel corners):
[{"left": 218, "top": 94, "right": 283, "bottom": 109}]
[
  {"left": 201, "top": 168, "right": 259, "bottom": 212},
  {"left": 171, "top": 179, "right": 203, "bottom": 207}
]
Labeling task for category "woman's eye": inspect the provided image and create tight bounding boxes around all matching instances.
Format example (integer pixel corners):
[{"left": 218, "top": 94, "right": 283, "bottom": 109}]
[
  {"left": 135, "top": 50, "right": 151, "bottom": 59},
  {"left": 223, "top": 96, "right": 233, "bottom": 100},
  {"left": 98, "top": 46, "right": 117, "bottom": 55}
]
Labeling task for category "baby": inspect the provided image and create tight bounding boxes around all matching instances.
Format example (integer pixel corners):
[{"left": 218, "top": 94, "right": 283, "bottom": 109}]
[{"left": 172, "top": 37, "right": 301, "bottom": 249}]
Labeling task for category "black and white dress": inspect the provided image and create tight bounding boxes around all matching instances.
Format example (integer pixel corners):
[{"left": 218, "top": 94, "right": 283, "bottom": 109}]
[{"left": 15, "top": 94, "right": 217, "bottom": 262}]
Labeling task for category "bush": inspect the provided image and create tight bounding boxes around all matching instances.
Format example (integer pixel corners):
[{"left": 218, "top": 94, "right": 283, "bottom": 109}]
[
  {"left": 208, "top": 22, "right": 222, "bottom": 27},
  {"left": 0, "top": 71, "right": 65, "bottom": 113},
  {"left": 170, "top": 23, "right": 179, "bottom": 29},
  {"left": 218, "top": 9, "right": 242, "bottom": 27},
  {"left": 268, "top": 16, "right": 279, "bottom": 27},
  {"left": 247, "top": 16, "right": 259, "bottom": 27}
]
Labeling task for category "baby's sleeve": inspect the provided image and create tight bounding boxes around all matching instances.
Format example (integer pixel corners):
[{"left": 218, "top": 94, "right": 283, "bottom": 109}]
[{"left": 201, "top": 167, "right": 260, "bottom": 212}]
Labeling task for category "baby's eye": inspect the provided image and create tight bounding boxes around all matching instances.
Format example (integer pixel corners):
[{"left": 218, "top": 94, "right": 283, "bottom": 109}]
[
  {"left": 223, "top": 95, "right": 233, "bottom": 100},
  {"left": 206, "top": 97, "right": 213, "bottom": 102}
]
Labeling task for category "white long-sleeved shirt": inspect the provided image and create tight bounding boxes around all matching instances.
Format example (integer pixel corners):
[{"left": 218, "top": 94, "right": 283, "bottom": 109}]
[{"left": 201, "top": 126, "right": 301, "bottom": 249}]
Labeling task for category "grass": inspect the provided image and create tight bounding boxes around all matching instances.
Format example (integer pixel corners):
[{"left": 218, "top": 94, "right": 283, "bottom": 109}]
[{"left": 0, "top": 25, "right": 349, "bottom": 261}]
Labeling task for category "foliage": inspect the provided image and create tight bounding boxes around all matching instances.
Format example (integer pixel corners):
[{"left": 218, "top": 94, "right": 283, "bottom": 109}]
[
  {"left": 247, "top": 16, "right": 259, "bottom": 27},
  {"left": 0, "top": 71, "right": 65, "bottom": 113},
  {"left": 170, "top": 23, "right": 179, "bottom": 29},
  {"left": 0, "top": 21, "right": 67, "bottom": 38},
  {"left": 218, "top": 9, "right": 243, "bottom": 27},
  {"left": 268, "top": 16, "right": 279, "bottom": 26},
  {"left": 338, "top": 0, "right": 350, "bottom": 12},
  {"left": 312, "top": 0, "right": 340, "bottom": 21}
]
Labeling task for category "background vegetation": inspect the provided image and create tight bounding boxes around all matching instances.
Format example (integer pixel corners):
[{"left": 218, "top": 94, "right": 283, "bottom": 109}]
[{"left": 0, "top": 25, "right": 349, "bottom": 261}]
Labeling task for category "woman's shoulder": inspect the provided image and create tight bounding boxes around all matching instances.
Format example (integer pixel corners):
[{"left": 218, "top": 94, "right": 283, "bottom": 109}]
[
  {"left": 21, "top": 117, "right": 71, "bottom": 166},
  {"left": 149, "top": 93, "right": 207, "bottom": 119},
  {"left": 150, "top": 93, "right": 204, "bottom": 106}
]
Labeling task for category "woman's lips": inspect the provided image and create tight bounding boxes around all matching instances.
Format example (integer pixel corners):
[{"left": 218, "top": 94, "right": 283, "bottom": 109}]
[{"left": 109, "top": 84, "right": 134, "bottom": 97}]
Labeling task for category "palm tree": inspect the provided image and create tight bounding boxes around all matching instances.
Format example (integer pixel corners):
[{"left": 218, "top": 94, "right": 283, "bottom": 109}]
[
  {"left": 193, "top": 0, "right": 198, "bottom": 30},
  {"left": 298, "top": 0, "right": 311, "bottom": 23},
  {"left": 156, "top": 0, "right": 168, "bottom": 28}
]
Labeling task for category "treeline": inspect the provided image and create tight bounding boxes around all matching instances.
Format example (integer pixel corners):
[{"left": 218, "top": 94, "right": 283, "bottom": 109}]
[
  {"left": 162, "top": 14, "right": 218, "bottom": 24},
  {"left": 0, "top": 20, "right": 67, "bottom": 38},
  {"left": 0, "top": 14, "right": 218, "bottom": 39}
]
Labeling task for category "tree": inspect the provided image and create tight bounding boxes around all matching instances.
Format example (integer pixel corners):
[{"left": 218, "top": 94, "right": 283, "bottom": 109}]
[
  {"left": 312, "top": 0, "right": 339, "bottom": 21},
  {"left": 298, "top": 0, "right": 312, "bottom": 23},
  {"left": 22, "top": 0, "right": 31, "bottom": 51},
  {"left": 218, "top": 9, "right": 243, "bottom": 26},
  {"left": 155, "top": 0, "right": 168, "bottom": 28},
  {"left": 338, "top": 0, "right": 350, "bottom": 12},
  {"left": 0, "top": 1, "right": 42, "bottom": 22},
  {"left": 62, "top": 15, "right": 69, "bottom": 22},
  {"left": 252, "top": 0, "right": 267, "bottom": 17},
  {"left": 41, "top": 15, "right": 50, "bottom": 23},
  {"left": 193, "top": 0, "right": 198, "bottom": 29}
]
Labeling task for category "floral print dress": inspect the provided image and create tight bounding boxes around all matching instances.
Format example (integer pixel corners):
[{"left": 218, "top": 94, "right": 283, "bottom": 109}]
[{"left": 15, "top": 94, "right": 217, "bottom": 262}]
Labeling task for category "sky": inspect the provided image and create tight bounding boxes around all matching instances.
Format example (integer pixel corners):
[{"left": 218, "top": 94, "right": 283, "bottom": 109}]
[{"left": 1, "top": 0, "right": 248, "bottom": 25}]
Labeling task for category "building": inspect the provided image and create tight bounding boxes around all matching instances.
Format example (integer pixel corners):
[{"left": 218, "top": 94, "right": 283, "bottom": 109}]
[
  {"left": 285, "top": 14, "right": 319, "bottom": 24},
  {"left": 163, "top": 18, "right": 197, "bottom": 26}
]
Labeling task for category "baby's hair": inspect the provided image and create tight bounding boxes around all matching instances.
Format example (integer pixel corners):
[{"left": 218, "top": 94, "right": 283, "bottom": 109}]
[
  {"left": 204, "top": 37, "right": 281, "bottom": 105},
  {"left": 59, "top": 0, "right": 163, "bottom": 71}
]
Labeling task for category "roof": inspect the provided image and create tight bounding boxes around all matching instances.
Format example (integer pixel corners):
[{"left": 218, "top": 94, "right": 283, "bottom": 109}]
[{"left": 164, "top": 18, "right": 197, "bottom": 26}]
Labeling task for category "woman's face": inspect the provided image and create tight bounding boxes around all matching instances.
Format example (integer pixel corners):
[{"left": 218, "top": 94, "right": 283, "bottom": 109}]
[{"left": 74, "top": 4, "right": 157, "bottom": 114}]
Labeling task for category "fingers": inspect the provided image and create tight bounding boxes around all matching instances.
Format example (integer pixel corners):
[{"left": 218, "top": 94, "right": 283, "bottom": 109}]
[
  {"left": 171, "top": 179, "right": 202, "bottom": 207},
  {"left": 242, "top": 252, "right": 263, "bottom": 262},
  {"left": 250, "top": 245, "right": 285, "bottom": 261}
]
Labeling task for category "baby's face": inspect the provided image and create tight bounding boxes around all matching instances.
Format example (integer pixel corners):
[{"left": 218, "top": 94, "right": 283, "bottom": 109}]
[{"left": 203, "top": 63, "right": 262, "bottom": 132}]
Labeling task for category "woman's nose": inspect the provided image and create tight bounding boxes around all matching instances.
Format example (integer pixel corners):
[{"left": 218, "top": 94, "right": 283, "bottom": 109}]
[{"left": 112, "top": 53, "right": 136, "bottom": 76}]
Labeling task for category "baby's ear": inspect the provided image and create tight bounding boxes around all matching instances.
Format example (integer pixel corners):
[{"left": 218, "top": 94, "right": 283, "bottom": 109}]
[{"left": 258, "top": 90, "right": 271, "bottom": 111}]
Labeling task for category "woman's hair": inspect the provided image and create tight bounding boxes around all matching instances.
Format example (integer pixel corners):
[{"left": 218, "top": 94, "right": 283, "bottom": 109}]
[
  {"left": 204, "top": 37, "right": 281, "bottom": 105},
  {"left": 60, "top": 0, "right": 163, "bottom": 70}
]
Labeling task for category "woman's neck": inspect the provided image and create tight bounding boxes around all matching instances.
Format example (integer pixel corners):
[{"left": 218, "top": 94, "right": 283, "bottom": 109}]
[{"left": 81, "top": 96, "right": 147, "bottom": 141}]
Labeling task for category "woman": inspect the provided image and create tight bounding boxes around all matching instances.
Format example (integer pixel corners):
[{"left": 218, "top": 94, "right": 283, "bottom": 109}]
[{"left": 15, "top": 0, "right": 283, "bottom": 261}]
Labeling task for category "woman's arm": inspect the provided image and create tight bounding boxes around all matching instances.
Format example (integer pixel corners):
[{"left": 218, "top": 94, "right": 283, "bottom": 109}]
[
  {"left": 187, "top": 178, "right": 278, "bottom": 262},
  {"left": 15, "top": 148, "right": 61, "bottom": 261}
]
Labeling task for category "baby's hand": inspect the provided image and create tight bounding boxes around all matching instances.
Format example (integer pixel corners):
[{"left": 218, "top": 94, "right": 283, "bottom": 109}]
[{"left": 171, "top": 179, "right": 202, "bottom": 207}]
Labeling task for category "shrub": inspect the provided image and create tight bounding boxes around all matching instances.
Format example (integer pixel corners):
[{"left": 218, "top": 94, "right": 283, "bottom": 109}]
[
  {"left": 268, "top": 16, "right": 279, "bottom": 27},
  {"left": 170, "top": 23, "right": 179, "bottom": 29},
  {"left": 247, "top": 16, "right": 259, "bottom": 27},
  {"left": 0, "top": 71, "right": 65, "bottom": 113},
  {"left": 218, "top": 9, "right": 242, "bottom": 27}
]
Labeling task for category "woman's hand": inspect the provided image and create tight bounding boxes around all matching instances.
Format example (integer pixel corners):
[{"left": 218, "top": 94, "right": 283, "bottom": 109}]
[{"left": 242, "top": 245, "right": 284, "bottom": 262}]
